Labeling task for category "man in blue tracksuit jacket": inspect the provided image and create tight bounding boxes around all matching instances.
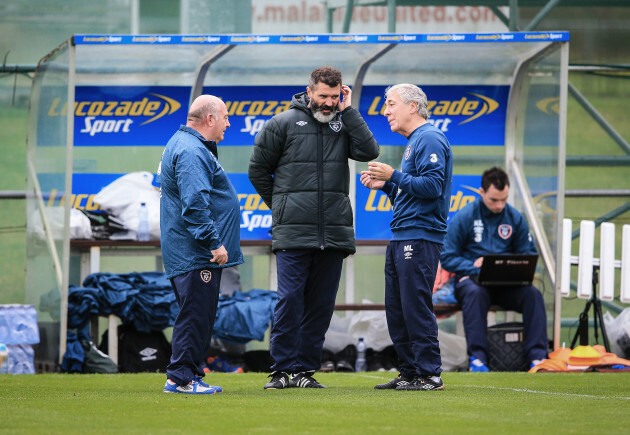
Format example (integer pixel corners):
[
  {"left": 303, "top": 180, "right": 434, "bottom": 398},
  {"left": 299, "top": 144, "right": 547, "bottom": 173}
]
[
  {"left": 440, "top": 166, "right": 548, "bottom": 372},
  {"left": 361, "top": 84, "right": 452, "bottom": 391},
  {"left": 159, "top": 95, "right": 243, "bottom": 394}
]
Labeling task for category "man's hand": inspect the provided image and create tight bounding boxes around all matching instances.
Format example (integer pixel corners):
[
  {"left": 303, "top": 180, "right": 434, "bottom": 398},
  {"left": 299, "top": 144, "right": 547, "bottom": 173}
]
[
  {"left": 338, "top": 85, "right": 352, "bottom": 111},
  {"left": 474, "top": 257, "right": 483, "bottom": 268},
  {"left": 210, "top": 245, "right": 228, "bottom": 266},
  {"left": 368, "top": 161, "right": 395, "bottom": 181},
  {"left": 360, "top": 170, "right": 385, "bottom": 190}
]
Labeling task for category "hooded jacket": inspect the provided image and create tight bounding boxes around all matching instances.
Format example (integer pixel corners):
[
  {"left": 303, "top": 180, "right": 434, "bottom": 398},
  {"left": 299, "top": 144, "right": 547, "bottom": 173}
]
[
  {"left": 159, "top": 126, "right": 243, "bottom": 279},
  {"left": 248, "top": 92, "right": 379, "bottom": 255}
]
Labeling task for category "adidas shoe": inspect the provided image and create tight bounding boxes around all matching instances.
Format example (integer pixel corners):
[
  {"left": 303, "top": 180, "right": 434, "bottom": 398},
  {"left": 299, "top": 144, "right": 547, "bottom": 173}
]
[
  {"left": 396, "top": 376, "right": 445, "bottom": 391},
  {"left": 289, "top": 371, "right": 327, "bottom": 388},
  {"left": 374, "top": 374, "right": 413, "bottom": 390},
  {"left": 163, "top": 377, "right": 222, "bottom": 394},
  {"left": 469, "top": 356, "right": 490, "bottom": 372},
  {"left": 264, "top": 371, "right": 290, "bottom": 390}
]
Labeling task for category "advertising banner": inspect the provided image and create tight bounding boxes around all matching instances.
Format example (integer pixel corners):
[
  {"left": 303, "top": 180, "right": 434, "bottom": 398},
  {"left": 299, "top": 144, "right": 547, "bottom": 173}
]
[
  {"left": 48, "top": 173, "right": 481, "bottom": 241},
  {"left": 355, "top": 174, "right": 481, "bottom": 240},
  {"left": 359, "top": 85, "right": 508, "bottom": 146},
  {"left": 66, "top": 85, "right": 508, "bottom": 147},
  {"left": 47, "top": 85, "right": 496, "bottom": 241}
]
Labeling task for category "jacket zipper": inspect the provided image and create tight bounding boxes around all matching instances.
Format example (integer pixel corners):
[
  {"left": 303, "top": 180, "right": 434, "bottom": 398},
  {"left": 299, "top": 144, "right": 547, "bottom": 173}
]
[{"left": 317, "top": 123, "right": 324, "bottom": 249}]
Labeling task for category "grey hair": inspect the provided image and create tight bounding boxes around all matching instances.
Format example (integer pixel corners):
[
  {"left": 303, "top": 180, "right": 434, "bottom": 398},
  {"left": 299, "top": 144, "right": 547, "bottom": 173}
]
[
  {"left": 188, "top": 99, "right": 220, "bottom": 122},
  {"left": 385, "top": 83, "right": 430, "bottom": 119}
]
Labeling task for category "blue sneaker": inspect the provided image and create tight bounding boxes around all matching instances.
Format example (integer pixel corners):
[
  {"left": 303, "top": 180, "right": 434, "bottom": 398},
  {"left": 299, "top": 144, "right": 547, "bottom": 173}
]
[
  {"left": 163, "top": 378, "right": 223, "bottom": 394},
  {"left": 530, "top": 359, "right": 543, "bottom": 370},
  {"left": 469, "top": 356, "right": 490, "bottom": 372},
  {"left": 205, "top": 356, "right": 244, "bottom": 373}
]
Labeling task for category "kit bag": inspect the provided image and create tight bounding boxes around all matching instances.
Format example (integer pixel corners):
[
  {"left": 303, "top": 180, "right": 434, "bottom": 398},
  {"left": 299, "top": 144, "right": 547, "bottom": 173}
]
[{"left": 100, "top": 324, "right": 171, "bottom": 373}]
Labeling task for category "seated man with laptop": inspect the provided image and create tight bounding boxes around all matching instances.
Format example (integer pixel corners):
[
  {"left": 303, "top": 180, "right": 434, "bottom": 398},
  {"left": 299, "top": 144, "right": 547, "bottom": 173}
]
[{"left": 440, "top": 167, "right": 548, "bottom": 372}]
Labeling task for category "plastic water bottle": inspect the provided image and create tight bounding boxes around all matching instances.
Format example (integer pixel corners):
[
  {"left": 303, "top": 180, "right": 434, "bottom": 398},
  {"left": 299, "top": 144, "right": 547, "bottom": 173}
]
[
  {"left": 355, "top": 337, "right": 367, "bottom": 372},
  {"left": 0, "top": 343, "right": 9, "bottom": 374},
  {"left": 137, "top": 202, "right": 150, "bottom": 241}
]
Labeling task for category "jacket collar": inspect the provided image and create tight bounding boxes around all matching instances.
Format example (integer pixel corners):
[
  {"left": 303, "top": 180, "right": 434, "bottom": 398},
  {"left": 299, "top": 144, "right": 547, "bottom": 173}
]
[{"left": 179, "top": 125, "right": 218, "bottom": 158}]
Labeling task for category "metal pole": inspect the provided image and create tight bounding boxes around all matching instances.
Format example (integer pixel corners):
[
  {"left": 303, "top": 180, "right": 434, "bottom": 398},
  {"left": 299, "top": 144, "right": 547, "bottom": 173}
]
[
  {"left": 387, "top": 0, "right": 396, "bottom": 33},
  {"left": 523, "top": 0, "right": 562, "bottom": 31},
  {"left": 342, "top": 0, "right": 355, "bottom": 33},
  {"left": 569, "top": 82, "right": 630, "bottom": 155}
]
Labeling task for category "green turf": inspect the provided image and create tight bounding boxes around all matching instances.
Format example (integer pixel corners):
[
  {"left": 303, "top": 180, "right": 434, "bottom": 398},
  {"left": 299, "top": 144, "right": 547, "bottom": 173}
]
[{"left": 1, "top": 372, "right": 629, "bottom": 433}]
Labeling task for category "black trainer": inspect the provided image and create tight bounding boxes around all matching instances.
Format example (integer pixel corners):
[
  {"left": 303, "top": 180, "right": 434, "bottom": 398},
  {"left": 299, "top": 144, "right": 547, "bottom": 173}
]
[
  {"left": 289, "top": 371, "right": 327, "bottom": 388},
  {"left": 374, "top": 374, "right": 413, "bottom": 390},
  {"left": 395, "top": 376, "right": 445, "bottom": 391},
  {"left": 264, "top": 371, "right": 290, "bottom": 390}
]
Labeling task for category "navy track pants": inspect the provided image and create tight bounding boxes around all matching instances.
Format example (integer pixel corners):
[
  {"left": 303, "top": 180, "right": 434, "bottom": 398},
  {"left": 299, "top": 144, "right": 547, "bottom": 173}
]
[
  {"left": 385, "top": 239, "right": 443, "bottom": 378},
  {"left": 167, "top": 268, "right": 222, "bottom": 385},
  {"left": 454, "top": 277, "right": 548, "bottom": 364},
  {"left": 270, "top": 249, "right": 344, "bottom": 373}
]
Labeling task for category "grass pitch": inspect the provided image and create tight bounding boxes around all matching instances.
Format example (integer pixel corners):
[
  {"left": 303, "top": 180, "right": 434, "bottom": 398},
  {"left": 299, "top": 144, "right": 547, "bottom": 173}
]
[{"left": 1, "top": 371, "right": 629, "bottom": 434}]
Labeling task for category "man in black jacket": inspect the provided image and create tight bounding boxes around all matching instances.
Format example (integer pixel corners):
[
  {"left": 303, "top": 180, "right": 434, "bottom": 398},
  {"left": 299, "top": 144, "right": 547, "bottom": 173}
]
[{"left": 249, "top": 66, "right": 379, "bottom": 389}]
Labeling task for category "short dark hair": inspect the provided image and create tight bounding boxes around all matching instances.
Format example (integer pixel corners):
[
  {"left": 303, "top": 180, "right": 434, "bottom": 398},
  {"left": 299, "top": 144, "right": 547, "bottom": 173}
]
[
  {"left": 309, "top": 66, "right": 342, "bottom": 89},
  {"left": 481, "top": 166, "right": 510, "bottom": 191}
]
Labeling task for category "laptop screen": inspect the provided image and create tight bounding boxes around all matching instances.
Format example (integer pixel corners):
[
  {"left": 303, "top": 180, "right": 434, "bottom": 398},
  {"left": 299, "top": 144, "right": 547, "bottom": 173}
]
[{"left": 476, "top": 254, "right": 538, "bottom": 287}]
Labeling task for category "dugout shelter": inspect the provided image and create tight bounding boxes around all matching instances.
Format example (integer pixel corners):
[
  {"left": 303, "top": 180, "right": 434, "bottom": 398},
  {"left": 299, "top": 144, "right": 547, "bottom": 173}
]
[{"left": 25, "top": 32, "right": 569, "bottom": 363}]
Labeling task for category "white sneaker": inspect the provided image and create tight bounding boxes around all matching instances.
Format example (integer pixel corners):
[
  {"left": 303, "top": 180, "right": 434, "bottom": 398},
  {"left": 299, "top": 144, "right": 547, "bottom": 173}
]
[{"left": 163, "top": 378, "right": 222, "bottom": 394}]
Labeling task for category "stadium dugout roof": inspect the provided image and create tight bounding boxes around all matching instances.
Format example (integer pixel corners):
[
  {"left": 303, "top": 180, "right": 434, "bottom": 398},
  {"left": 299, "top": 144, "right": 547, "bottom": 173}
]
[{"left": 26, "top": 31, "right": 569, "bottom": 360}]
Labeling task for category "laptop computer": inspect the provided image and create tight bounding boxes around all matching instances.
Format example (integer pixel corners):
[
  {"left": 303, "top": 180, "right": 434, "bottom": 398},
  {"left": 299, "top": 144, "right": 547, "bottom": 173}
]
[{"left": 476, "top": 254, "right": 538, "bottom": 287}]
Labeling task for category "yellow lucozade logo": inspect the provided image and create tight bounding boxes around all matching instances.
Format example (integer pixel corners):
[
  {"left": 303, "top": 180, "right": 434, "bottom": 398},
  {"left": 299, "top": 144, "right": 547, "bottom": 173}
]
[
  {"left": 367, "top": 92, "right": 499, "bottom": 125},
  {"left": 48, "top": 93, "right": 181, "bottom": 137},
  {"left": 48, "top": 93, "right": 181, "bottom": 125}
]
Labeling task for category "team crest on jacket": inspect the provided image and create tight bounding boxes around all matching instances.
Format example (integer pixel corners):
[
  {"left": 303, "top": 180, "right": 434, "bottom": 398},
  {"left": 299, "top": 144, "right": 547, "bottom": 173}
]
[
  {"left": 329, "top": 120, "right": 342, "bottom": 132},
  {"left": 200, "top": 270, "right": 212, "bottom": 283},
  {"left": 498, "top": 224, "right": 513, "bottom": 239},
  {"left": 404, "top": 144, "right": 412, "bottom": 160}
]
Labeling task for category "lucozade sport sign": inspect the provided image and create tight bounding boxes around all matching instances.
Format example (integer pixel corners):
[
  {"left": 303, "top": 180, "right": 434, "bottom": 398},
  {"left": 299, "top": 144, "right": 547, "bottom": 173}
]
[
  {"left": 47, "top": 85, "right": 508, "bottom": 146},
  {"left": 49, "top": 173, "right": 481, "bottom": 241},
  {"left": 43, "top": 85, "right": 501, "bottom": 239}
]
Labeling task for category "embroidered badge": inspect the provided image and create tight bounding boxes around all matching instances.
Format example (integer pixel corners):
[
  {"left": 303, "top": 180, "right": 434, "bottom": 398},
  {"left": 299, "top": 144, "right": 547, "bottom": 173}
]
[
  {"left": 404, "top": 144, "right": 412, "bottom": 160},
  {"left": 200, "top": 270, "right": 212, "bottom": 283},
  {"left": 329, "top": 120, "right": 342, "bottom": 132},
  {"left": 498, "top": 224, "right": 513, "bottom": 239}
]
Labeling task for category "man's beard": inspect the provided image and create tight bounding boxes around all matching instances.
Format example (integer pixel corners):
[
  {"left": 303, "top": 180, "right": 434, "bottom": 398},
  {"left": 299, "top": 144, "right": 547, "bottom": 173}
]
[{"left": 311, "top": 100, "right": 338, "bottom": 123}]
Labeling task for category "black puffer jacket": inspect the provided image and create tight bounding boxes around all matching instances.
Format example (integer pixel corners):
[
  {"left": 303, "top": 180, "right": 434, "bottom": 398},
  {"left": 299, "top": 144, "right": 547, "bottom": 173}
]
[{"left": 248, "top": 92, "right": 379, "bottom": 255}]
